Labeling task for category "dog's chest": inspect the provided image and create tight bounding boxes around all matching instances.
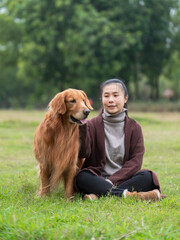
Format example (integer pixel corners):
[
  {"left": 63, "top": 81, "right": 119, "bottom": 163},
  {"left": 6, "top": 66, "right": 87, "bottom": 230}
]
[{"left": 53, "top": 127, "right": 80, "bottom": 162}]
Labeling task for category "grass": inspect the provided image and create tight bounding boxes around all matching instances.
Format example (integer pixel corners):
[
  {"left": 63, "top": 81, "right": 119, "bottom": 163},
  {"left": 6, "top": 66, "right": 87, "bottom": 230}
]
[
  {"left": 128, "top": 100, "right": 180, "bottom": 112},
  {"left": 0, "top": 110, "right": 180, "bottom": 240}
]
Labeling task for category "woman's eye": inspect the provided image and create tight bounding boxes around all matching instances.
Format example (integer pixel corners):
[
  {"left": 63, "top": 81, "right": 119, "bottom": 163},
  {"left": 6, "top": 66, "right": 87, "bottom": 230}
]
[{"left": 70, "top": 99, "right": 76, "bottom": 103}]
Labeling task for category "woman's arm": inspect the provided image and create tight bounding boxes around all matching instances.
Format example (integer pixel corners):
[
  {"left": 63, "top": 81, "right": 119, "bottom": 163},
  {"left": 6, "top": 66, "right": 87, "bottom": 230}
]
[{"left": 78, "top": 122, "right": 92, "bottom": 158}]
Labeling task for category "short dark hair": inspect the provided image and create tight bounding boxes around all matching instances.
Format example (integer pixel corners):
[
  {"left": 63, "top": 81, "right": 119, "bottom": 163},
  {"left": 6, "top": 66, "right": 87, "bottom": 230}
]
[{"left": 100, "top": 78, "right": 128, "bottom": 97}]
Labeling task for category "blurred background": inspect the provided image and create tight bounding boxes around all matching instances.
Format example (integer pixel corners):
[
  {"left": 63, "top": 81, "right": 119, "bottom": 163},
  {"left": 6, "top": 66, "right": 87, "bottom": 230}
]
[{"left": 0, "top": 0, "right": 179, "bottom": 110}]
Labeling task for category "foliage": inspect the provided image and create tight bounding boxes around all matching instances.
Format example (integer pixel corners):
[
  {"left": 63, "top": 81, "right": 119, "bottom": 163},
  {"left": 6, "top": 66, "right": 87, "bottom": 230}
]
[
  {"left": 0, "top": 0, "right": 179, "bottom": 108},
  {"left": 161, "top": 5, "right": 180, "bottom": 99},
  {"left": 0, "top": 13, "right": 22, "bottom": 107},
  {"left": 0, "top": 110, "right": 180, "bottom": 239}
]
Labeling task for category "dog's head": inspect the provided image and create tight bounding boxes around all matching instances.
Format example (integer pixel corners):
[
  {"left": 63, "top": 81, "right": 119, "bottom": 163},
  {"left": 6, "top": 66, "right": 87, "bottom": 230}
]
[{"left": 49, "top": 89, "right": 93, "bottom": 125}]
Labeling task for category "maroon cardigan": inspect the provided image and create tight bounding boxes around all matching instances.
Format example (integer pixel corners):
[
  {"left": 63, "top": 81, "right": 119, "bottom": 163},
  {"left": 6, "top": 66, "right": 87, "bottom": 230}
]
[{"left": 78, "top": 110, "right": 160, "bottom": 190}]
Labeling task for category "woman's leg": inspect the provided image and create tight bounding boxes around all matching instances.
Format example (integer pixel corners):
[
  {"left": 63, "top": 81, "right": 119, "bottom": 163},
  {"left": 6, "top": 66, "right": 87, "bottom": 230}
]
[
  {"left": 76, "top": 170, "right": 112, "bottom": 196},
  {"left": 110, "top": 170, "right": 157, "bottom": 197},
  {"left": 76, "top": 170, "right": 157, "bottom": 198}
]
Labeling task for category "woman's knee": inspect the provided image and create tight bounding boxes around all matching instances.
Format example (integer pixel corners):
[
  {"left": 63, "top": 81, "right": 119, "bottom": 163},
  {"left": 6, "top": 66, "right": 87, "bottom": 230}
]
[
  {"left": 138, "top": 170, "right": 153, "bottom": 183},
  {"left": 76, "top": 170, "right": 92, "bottom": 182},
  {"left": 76, "top": 171, "right": 86, "bottom": 182},
  {"left": 76, "top": 170, "right": 112, "bottom": 195},
  {"left": 76, "top": 170, "right": 93, "bottom": 189}
]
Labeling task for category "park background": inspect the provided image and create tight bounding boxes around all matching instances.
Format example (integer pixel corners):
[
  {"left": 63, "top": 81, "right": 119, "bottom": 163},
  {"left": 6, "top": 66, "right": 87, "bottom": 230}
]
[
  {"left": 0, "top": 0, "right": 180, "bottom": 110},
  {"left": 0, "top": 1, "right": 180, "bottom": 239}
]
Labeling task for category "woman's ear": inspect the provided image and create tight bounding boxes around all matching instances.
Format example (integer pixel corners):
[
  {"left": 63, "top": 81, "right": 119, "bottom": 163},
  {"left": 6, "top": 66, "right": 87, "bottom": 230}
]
[
  {"left": 124, "top": 95, "right": 128, "bottom": 103},
  {"left": 80, "top": 90, "right": 93, "bottom": 110},
  {"left": 49, "top": 92, "right": 66, "bottom": 114}
]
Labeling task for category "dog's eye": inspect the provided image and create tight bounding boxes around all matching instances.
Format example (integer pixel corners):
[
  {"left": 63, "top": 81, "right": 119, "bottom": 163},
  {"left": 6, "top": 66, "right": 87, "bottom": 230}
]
[{"left": 70, "top": 99, "right": 76, "bottom": 103}]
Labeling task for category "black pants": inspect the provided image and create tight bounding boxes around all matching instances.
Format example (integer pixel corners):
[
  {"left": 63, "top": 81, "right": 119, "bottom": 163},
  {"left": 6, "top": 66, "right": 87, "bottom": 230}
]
[{"left": 76, "top": 170, "right": 156, "bottom": 198}]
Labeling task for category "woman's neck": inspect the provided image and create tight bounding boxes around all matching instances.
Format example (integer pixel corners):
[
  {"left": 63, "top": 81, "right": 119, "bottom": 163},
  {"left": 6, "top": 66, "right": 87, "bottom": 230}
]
[{"left": 102, "top": 108, "right": 127, "bottom": 123}]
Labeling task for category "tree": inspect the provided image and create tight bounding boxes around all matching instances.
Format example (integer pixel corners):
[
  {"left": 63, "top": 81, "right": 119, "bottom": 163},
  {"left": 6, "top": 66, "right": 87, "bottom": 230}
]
[
  {"left": 140, "top": 0, "right": 177, "bottom": 100},
  {"left": 0, "top": 0, "right": 179, "bottom": 107},
  {"left": 161, "top": 4, "right": 180, "bottom": 99},
  {"left": 0, "top": 12, "right": 22, "bottom": 107}
]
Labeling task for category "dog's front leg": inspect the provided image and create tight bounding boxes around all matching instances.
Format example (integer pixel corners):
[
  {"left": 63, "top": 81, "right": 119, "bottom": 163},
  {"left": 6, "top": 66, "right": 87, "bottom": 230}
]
[
  {"left": 63, "top": 165, "right": 77, "bottom": 201},
  {"left": 38, "top": 164, "right": 51, "bottom": 196}
]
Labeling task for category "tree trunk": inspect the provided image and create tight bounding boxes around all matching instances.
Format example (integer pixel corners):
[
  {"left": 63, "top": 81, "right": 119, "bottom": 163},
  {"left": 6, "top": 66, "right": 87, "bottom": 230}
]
[
  {"left": 150, "top": 75, "right": 159, "bottom": 100},
  {"left": 134, "top": 60, "right": 139, "bottom": 100},
  {"left": 154, "top": 76, "right": 159, "bottom": 100}
]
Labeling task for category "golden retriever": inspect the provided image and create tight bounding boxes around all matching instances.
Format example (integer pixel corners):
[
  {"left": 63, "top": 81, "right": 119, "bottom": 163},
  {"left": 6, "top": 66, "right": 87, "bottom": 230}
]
[{"left": 34, "top": 89, "right": 93, "bottom": 200}]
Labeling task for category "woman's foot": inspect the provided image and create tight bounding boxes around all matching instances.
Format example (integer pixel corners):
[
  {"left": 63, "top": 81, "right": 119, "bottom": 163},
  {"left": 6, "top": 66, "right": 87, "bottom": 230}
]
[
  {"left": 84, "top": 194, "right": 98, "bottom": 201},
  {"left": 137, "top": 189, "right": 161, "bottom": 201},
  {"left": 124, "top": 189, "right": 162, "bottom": 201}
]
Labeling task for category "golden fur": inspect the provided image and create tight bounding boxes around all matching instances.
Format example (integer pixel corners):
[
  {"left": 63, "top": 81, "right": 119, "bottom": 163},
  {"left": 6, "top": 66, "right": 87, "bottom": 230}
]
[{"left": 34, "top": 89, "right": 92, "bottom": 199}]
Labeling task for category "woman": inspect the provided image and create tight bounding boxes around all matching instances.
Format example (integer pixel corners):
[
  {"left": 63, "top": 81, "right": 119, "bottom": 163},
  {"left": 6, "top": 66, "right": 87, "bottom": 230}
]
[{"left": 76, "top": 79, "right": 164, "bottom": 201}]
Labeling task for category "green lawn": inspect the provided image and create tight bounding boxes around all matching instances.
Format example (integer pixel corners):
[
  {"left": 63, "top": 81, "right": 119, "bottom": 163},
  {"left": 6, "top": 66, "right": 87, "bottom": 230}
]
[{"left": 0, "top": 110, "right": 180, "bottom": 240}]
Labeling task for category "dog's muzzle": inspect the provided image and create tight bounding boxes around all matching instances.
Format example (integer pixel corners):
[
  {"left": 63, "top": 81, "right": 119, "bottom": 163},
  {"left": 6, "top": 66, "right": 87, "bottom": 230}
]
[{"left": 70, "top": 109, "right": 90, "bottom": 125}]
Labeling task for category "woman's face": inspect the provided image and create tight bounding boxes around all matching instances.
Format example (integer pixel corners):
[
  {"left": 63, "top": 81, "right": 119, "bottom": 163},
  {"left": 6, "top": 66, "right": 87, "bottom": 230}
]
[{"left": 102, "top": 83, "right": 128, "bottom": 114}]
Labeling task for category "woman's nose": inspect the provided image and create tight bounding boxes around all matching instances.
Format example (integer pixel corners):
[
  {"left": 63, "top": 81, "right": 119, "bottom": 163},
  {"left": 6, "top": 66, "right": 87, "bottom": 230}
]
[{"left": 108, "top": 96, "right": 114, "bottom": 102}]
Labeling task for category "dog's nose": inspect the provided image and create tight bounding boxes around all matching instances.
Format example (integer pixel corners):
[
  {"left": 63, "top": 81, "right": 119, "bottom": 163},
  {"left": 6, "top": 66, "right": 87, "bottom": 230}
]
[{"left": 83, "top": 109, "right": 90, "bottom": 117}]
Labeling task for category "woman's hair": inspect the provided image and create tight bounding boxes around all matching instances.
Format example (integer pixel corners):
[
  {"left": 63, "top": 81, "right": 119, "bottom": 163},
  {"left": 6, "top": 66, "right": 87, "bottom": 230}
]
[{"left": 100, "top": 78, "right": 128, "bottom": 97}]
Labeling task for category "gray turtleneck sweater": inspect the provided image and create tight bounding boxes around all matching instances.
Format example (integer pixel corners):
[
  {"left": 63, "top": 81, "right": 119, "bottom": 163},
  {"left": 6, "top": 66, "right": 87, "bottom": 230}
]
[{"left": 101, "top": 109, "right": 126, "bottom": 178}]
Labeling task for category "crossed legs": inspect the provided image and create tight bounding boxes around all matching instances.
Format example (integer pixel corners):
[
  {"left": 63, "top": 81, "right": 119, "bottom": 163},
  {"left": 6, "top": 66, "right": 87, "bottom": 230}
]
[{"left": 76, "top": 170, "right": 158, "bottom": 198}]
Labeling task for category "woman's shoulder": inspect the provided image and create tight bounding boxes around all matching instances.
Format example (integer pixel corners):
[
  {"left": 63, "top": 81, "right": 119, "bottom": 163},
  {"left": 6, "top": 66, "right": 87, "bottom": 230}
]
[
  {"left": 124, "top": 116, "right": 144, "bottom": 141},
  {"left": 86, "top": 110, "right": 103, "bottom": 133},
  {"left": 125, "top": 115, "right": 142, "bottom": 130}
]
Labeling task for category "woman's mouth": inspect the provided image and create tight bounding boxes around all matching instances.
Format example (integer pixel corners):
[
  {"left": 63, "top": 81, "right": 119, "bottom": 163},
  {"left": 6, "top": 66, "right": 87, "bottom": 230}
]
[{"left": 108, "top": 105, "right": 116, "bottom": 108}]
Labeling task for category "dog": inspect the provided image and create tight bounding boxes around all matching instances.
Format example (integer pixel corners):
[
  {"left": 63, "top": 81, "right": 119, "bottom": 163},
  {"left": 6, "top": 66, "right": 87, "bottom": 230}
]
[{"left": 34, "top": 88, "right": 93, "bottom": 200}]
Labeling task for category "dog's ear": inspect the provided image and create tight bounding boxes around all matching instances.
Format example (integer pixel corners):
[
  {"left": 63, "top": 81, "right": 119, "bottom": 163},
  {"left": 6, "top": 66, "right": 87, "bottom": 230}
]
[
  {"left": 80, "top": 90, "right": 93, "bottom": 110},
  {"left": 49, "top": 92, "right": 66, "bottom": 114}
]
